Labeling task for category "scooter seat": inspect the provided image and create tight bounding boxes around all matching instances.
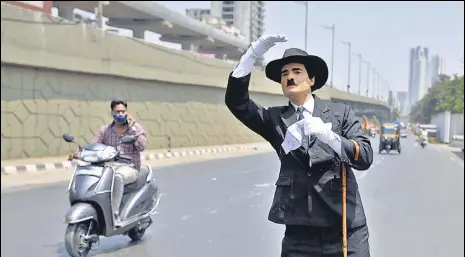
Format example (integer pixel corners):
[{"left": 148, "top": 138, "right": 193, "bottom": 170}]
[{"left": 124, "top": 165, "right": 151, "bottom": 193}]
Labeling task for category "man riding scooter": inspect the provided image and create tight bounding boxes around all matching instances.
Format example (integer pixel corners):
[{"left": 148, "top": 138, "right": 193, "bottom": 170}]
[
  {"left": 418, "top": 128, "right": 428, "bottom": 148},
  {"left": 68, "top": 100, "right": 147, "bottom": 226}
]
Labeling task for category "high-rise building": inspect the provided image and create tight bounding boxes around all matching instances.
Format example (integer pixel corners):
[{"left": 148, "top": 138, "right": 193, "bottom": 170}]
[
  {"left": 408, "top": 46, "right": 430, "bottom": 107},
  {"left": 430, "top": 54, "right": 443, "bottom": 87},
  {"left": 210, "top": 1, "right": 265, "bottom": 43},
  {"left": 396, "top": 91, "right": 408, "bottom": 115}
]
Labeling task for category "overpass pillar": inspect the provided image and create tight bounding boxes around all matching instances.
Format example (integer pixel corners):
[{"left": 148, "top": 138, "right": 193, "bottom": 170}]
[
  {"left": 133, "top": 29, "right": 145, "bottom": 40},
  {"left": 57, "top": 6, "right": 74, "bottom": 21}
]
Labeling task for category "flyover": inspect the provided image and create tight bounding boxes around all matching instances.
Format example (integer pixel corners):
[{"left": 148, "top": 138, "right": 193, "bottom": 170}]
[
  {"left": 52, "top": 1, "right": 249, "bottom": 60},
  {"left": 1, "top": 4, "right": 390, "bottom": 160}
]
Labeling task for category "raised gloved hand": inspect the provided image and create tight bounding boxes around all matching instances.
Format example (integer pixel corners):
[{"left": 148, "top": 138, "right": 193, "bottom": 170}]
[
  {"left": 232, "top": 35, "right": 287, "bottom": 78},
  {"left": 249, "top": 34, "right": 288, "bottom": 58},
  {"left": 303, "top": 117, "right": 334, "bottom": 144}
]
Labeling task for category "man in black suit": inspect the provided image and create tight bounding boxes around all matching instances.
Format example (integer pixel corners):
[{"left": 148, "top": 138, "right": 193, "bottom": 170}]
[{"left": 225, "top": 35, "right": 373, "bottom": 257}]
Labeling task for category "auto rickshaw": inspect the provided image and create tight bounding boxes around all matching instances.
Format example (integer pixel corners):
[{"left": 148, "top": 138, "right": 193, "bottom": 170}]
[{"left": 379, "top": 123, "right": 401, "bottom": 154}]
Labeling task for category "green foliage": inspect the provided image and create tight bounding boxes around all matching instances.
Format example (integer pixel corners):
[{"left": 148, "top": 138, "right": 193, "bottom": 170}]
[{"left": 410, "top": 74, "right": 464, "bottom": 123}]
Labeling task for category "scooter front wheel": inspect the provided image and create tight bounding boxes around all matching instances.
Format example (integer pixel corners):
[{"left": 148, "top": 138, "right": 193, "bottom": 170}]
[
  {"left": 64, "top": 222, "right": 92, "bottom": 257},
  {"left": 127, "top": 226, "right": 146, "bottom": 241}
]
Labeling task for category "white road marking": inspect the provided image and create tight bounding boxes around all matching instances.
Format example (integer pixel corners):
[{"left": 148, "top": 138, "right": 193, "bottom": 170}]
[{"left": 253, "top": 183, "right": 271, "bottom": 188}]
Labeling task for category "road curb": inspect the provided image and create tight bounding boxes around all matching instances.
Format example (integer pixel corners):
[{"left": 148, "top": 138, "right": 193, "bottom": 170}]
[{"left": 1, "top": 144, "right": 260, "bottom": 175}]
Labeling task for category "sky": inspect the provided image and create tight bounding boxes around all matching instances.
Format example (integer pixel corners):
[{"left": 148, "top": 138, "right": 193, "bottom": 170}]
[{"left": 65, "top": 1, "right": 464, "bottom": 98}]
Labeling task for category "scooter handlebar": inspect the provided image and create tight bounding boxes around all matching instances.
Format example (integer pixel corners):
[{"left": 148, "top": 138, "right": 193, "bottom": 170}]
[{"left": 118, "top": 154, "right": 132, "bottom": 161}]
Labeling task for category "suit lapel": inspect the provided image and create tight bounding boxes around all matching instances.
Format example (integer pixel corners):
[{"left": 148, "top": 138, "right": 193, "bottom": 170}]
[
  {"left": 280, "top": 102, "right": 298, "bottom": 129},
  {"left": 312, "top": 95, "right": 331, "bottom": 123}
]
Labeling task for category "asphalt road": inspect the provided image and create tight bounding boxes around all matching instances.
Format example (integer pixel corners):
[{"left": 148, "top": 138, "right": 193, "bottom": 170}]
[{"left": 1, "top": 134, "right": 463, "bottom": 257}]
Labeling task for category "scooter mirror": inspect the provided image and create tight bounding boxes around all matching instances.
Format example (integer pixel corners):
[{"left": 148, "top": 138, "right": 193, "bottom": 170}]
[
  {"left": 121, "top": 135, "right": 135, "bottom": 144},
  {"left": 63, "top": 134, "right": 75, "bottom": 143}
]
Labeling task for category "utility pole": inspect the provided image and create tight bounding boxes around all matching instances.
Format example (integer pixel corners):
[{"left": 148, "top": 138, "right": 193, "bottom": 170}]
[
  {"left": 354, "top": 53, "right": 362, "bottom": 95},
  {"left": 294, "top": 1, "right": 309, "bottom": 52},
  {"left": 372, "top": 68, "right": 376, "bottom": 99},
  {"left": 363, "top": 61, "right": 370, "bottom": 97},
  {"left": 322, "top": 24, "right": 335, "bottom": 87},
  {"left": 304, "top": 1, "right": 308, "bottom": 52},
  {"left": 341, "top": 41, "right": 352, "bottom": 92}
]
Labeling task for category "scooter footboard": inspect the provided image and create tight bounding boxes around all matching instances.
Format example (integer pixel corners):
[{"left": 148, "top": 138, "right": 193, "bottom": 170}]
[{"left": 65, "top": 202, "right": 99, "bottom": 226}]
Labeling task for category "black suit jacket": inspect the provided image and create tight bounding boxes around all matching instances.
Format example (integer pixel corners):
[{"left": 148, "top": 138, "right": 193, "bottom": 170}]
[{"left": 225, "top": 73, "right": 373, "bottom": 228}]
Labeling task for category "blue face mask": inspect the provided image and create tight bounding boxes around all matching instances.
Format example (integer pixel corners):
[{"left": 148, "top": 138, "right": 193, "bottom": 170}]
[{"left": 113, "top": 114, "right": 128, "bottom": 125}]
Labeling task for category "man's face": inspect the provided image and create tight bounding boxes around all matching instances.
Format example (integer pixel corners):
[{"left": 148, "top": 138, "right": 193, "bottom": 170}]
[
  {"left": 280, "top": 63, "right": 314, "bottom": 98},
  {"left": 112, "top": 104, "right": 127, "bottom": 115}
]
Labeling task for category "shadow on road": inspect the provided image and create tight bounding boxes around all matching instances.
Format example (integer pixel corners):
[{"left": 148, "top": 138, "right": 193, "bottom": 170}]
[{"left": 54, "top": 236, "right": 146, "bottom": 257}]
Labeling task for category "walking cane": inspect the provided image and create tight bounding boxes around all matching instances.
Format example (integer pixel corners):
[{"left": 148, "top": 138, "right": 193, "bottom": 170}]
[
  {"left": 342, "top": 139, "right": 360, "bottom": 257},
  {"left": 341, "top": 163, "right": 348, "bottom": 257}
]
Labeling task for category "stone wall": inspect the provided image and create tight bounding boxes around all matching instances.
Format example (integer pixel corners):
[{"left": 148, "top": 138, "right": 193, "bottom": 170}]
[{"left": 1, "top": 64, "right": 289, "bottom": 160}]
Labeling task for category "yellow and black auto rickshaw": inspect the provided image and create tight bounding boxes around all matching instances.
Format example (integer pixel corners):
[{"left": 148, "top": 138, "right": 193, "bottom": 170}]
[{"left": 379, "top": 123, "right": 401, "bottom": 154}]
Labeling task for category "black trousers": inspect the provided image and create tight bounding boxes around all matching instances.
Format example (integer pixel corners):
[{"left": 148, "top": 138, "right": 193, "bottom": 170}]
[{"left": 281, "top": 224, "right": 371, "bottom": 257}]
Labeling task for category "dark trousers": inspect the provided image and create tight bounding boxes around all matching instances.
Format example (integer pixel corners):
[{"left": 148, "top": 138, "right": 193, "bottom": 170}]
[{"left": 281, "top": 224, "right": 371, "bottom": 257}]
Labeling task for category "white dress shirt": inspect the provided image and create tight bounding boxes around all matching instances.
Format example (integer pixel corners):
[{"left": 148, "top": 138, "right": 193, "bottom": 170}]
[{"left": 289, "top": 97, "right": 342, "bottom": 164}]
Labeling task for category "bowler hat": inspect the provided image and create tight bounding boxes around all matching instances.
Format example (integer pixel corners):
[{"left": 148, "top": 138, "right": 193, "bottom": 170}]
[{"left": 265, "top": 48, "right": 329, "bottom": 91}]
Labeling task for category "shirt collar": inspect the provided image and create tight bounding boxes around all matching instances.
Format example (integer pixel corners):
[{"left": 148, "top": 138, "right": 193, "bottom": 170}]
[{"left": 290, "top": 95, "right": 314, "bottom": 114}]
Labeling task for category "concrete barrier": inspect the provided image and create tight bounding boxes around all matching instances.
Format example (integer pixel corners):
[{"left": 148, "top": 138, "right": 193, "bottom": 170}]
[{"left": 0, "top": 4, "right": 388, "bottom": 160}]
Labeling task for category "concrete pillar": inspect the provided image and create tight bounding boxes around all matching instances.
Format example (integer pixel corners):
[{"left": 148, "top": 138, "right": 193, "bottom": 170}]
[
  {"left": 58, "top": 6, "right": 75, "bottom": 21},
  {"left": 133, "top": 29, "right": 145, "bottom": 40}
]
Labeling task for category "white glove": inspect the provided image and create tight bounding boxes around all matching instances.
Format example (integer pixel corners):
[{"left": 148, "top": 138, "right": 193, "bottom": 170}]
[
  {"left": 249, "top": 34, "right": 288, "bottom": 58},
  {"left": 232, "top": 34, "right": 287, "bottom": 78},
  {"left": 303, "top": 117, "right": 342, "bottom": 156},
  {"left": 303, "top": 117, "right": 333, "bottom": 144}
]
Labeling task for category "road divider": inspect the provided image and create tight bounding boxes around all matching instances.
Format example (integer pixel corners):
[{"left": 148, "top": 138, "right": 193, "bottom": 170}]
[{"left": 1, "top": 143, "right": 266, "bottom": 175}]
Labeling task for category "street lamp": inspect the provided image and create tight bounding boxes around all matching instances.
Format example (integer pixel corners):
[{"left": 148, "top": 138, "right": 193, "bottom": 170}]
[
  {"left": 377, "top": 74, "right": 382, "bottom": 100},
  {"left": 362, "top": 60, "right": 370, "bottom": 97},
  {"left": 372, "top": 68, "right": 376, "bottom": 99},
  {"left": 322, "top": 24, "right": 335, "bottom": 87},
  {"left": 294, "top": 1, "right": 309, "bottom": 52},
  {"left": 353, "top": 53, "right": 362, "bottom": 95},
  {"left": 341, "top": 41, "right": 352, "bottom": 92}
]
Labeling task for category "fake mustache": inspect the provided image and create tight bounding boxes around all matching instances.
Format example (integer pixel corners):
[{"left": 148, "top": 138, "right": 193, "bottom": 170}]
[{"left": 287, "top": 79, "right": 297, "bottom": 87}]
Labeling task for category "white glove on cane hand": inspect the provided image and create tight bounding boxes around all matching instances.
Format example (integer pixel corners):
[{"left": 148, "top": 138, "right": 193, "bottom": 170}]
[
  {"left": 303, "top": 116, "right": 342, "bottom": 156},
  {"left": 249, "top": 34, "right": 288, "bottom": 58},
  {"left": 303, "top": 117, "right": 334, "bottom": 144},
  {"left": 232, "top": 35, "right": 288, "bottom": 78}
]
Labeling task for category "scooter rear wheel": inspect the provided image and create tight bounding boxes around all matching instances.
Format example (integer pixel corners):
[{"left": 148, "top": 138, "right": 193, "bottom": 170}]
[{"left": 64, "top": 222, "right": 92, "bottom": 257}]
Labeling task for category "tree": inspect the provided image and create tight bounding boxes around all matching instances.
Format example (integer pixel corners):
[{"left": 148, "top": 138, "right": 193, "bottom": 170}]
[
  {"left": 410, "top": 74, "right": 464, "bottom": 123},
  {"left": 435, "top": 75, "right": 464, "bottom": 113},
  {"left": 392, "top": 107, "right": 401, "bottom": 120}
]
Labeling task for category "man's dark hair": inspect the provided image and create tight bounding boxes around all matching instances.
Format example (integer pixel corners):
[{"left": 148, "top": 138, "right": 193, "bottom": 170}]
[{"left": 110, "top": 100, "right": 128, "bottom": 110}]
